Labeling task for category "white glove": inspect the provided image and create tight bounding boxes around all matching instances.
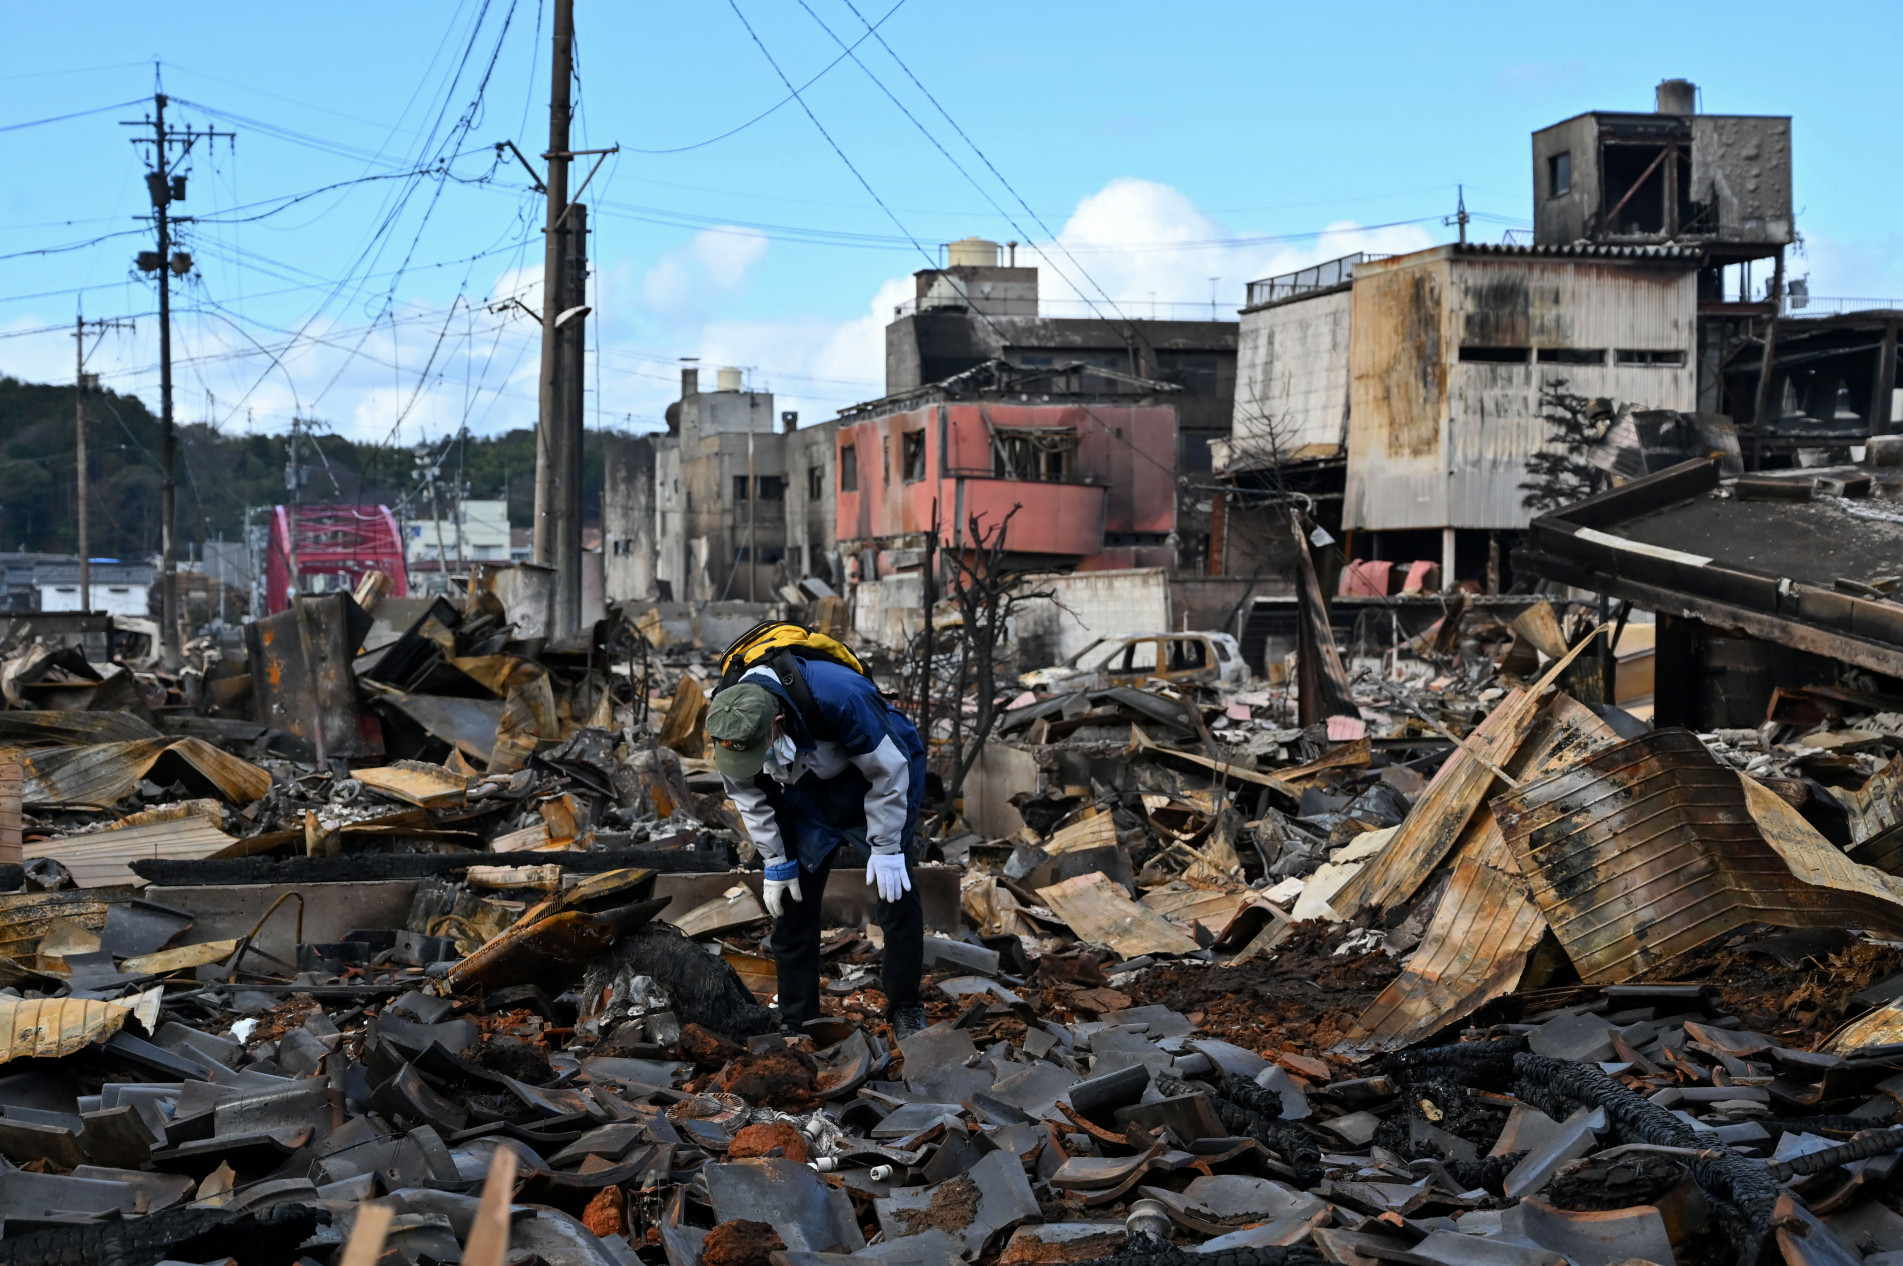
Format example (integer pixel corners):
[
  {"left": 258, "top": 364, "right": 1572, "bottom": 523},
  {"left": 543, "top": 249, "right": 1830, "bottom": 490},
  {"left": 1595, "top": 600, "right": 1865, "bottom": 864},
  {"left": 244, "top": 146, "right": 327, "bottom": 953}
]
[
  {"left": 866, "top": 852, "right": 912, "bottom": 903},
  {"left": 763, "top": 861, "right": 802, "bottom": 918}
]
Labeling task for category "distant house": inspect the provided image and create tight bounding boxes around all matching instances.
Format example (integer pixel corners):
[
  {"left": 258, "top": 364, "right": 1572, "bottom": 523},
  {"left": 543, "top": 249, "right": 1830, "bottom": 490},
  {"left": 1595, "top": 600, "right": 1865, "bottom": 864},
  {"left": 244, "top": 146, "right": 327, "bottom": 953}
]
[
  {"left": 33, "top": 558, "right": 156, "bottom": 617},
  {"left": 404, "top": 499, "right": 513, "bottom": 565}
]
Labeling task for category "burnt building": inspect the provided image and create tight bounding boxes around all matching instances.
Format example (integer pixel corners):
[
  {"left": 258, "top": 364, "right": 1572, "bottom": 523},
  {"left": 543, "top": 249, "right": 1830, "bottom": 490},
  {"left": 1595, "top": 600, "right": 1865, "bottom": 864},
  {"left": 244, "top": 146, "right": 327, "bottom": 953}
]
[
  {"left": 885, "top": 237, "right": 1237, "bottom": 565},
  {"left": 1221, "top": 78, "right": 1796, "bottom": 587},
  {"left": 652, "top": 365, "right": 789, "bottom": 604},
  {"left": 830, "top": 358, "right": 1181, "bottom": 652}
]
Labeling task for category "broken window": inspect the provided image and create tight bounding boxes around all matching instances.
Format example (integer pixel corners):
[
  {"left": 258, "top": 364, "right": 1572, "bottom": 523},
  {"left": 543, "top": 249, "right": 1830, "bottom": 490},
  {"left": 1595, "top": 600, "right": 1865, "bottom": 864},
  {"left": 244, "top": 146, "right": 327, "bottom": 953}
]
[
  {"left": 991, "top": 427, "right": 1078, "bottom": 482},
  {"left": 1158, "top": 351, "right": 1220, "bottom": 395},
  {"left": 1114, "top": 639, "right": 1160, "bottom": 675},
  {"left": 1615, "top": 349, "right": 1686, "bottom": 367},
  {"left": 1166, "top": 638, "right": 1209, "bottom": 673},
  {"left": 808, "top": 465, "right": 824, "bottom": 500},
  {"left": 732, "top": 475, "right": 750, "bottom": 502},
  {"left": 1537, "top": 348, "right": 1606, "bottom": 365},
  {"left": 901, "top": 430, "right": 927, "bottom": 482},
  {"left": 1549, "top": 150, "right": 1571, "bottom": 197},
  {"left": 755, "top": 475, "right": 785, "bottom": 501},
  {"left": 1459, "top": 346, "right": 1531, "bottom": 363},
  {"left": 839, "top": 444, "right": 858, "bottom": 492}
]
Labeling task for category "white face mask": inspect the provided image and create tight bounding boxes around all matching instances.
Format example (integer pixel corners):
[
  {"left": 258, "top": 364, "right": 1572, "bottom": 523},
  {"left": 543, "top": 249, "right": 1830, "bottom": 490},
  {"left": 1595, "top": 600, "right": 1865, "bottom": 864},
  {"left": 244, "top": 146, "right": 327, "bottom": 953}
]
[{"left": 770, "top": 731, "right": 798, "bottom": 765}]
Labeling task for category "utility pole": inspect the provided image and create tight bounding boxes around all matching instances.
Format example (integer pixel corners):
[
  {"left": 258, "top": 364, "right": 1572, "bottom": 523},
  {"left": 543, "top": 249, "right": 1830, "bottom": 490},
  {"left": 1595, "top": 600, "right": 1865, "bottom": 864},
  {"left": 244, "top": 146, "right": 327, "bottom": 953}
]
[
  {"left": 515, "top": 0, "right": 614, "bottom": 639},
  {"left": 123, "top": 92, "right": 230, "bottom": 668},
  {"left": 1446, "top": 184, "right": 1470, "bottom": 246},
  {"left": 71, "top": 314, "right": 129, "bottom": 613}
]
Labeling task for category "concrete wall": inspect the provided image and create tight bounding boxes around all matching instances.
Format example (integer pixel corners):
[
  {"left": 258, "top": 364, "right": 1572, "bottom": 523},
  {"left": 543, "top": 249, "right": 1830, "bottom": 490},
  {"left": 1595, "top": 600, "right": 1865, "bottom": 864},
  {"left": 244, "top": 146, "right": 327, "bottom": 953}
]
[
  {"left": 1015, "top": 567, "right": 1171, "bottom": 667},
  {"left": 654, "top": 386, "right": 787, "bottom": 603},
  {"left": 1532, "top": 111, "right": 1792, "bottom": 250},
  {"left": 603, "top": 433, "right": 657, "bottom": 604},
  {"left": 784, "top": 420, "right": 839, "bottom": 586}
]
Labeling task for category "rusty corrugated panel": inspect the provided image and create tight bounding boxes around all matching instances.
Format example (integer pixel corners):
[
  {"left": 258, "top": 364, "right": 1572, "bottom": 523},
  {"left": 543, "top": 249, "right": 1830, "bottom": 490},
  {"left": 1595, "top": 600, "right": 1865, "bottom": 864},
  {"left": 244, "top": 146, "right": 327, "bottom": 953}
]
[
  {"left": 1343, "top": 252, "right": 1450, "bottom": 532},
  {"left": 1333, "top": 633, "right": 1596, "bottom": 921},
  {"left": 0, "top": 888, "right": 127, "bottom": 961},
  {"left": 0, "top": 996, "right": 132, "bottom": 1064},
  {"left": 0, "top": 711, "right": 161, "bottom": 746},
  {"left": 1344, "top": 695, "right": 1621, "bottom": 1050},
  {"left": 246, "top": 592, "right": 381, "bottom": 758},
  {"left": 22, "top": 738, "right": 270, "bottom": 809},
  {"left": 1494, "top": 728, "right": 1903, "bottom": 983}
]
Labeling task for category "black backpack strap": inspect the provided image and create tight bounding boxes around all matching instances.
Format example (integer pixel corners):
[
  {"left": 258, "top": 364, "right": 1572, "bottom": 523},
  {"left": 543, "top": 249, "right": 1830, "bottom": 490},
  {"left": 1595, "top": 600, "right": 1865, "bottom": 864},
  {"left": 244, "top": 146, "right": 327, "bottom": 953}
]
[{"left": 765, "top": 648, "right": 831, "bottom": 743}]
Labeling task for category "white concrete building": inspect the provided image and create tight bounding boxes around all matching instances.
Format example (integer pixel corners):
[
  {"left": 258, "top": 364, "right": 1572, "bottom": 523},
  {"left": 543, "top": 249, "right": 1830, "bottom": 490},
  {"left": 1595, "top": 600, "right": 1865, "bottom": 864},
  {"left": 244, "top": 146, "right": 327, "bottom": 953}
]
[
  {"left": 35, "top": 560, "right": 155, "bottom": 617},
  {"left": 404, "top": 500, "right": 512, "bottom": 564}
]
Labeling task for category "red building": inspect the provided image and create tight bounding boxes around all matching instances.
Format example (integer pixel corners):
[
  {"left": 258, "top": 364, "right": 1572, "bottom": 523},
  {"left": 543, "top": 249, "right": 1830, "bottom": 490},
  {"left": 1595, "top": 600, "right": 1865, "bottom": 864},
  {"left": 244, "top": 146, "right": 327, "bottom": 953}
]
[{"left": 833, "top": 360, "right": 1179, "bottom": 576}]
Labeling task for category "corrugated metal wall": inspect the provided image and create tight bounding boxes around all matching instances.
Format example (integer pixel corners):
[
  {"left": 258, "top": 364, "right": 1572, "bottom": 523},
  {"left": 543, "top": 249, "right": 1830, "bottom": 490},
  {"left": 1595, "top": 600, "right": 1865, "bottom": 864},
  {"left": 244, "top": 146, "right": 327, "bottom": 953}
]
[
  {"left": 1345, "top": 249, "right": 1697, "bottom": 532},
  {"left": 1223, "top": 288, "right": 1353, "bottom": 470},
  {"left": 1344, "top": 253, "right": 1452, "bottom": 531}
]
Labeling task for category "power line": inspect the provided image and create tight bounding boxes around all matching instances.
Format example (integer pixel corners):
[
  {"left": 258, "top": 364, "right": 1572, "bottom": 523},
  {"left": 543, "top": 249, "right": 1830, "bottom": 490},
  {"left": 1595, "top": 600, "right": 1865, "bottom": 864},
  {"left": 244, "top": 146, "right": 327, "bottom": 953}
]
[
  {"left": 0, "top": 228, "right": 152, "bottom": 263},
  {"left": 0, "top": 98, "right": 147, "bottom": 134},
  {"left": 833, "top": 0, "right": 1140, "bottom": 335},
  {"left": 620, "top": 0, "right": 909, "bottom": 154},
  {"left": 793, "top": 0, "right": 1130, "bottom": 345}
]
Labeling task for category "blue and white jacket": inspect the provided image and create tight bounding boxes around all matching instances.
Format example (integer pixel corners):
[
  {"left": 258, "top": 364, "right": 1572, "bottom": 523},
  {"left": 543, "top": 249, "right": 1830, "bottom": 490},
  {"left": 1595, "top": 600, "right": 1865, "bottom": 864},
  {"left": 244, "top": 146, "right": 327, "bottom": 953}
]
[{"left": 718, "top": 658, "right": 926, "bottom": 878}]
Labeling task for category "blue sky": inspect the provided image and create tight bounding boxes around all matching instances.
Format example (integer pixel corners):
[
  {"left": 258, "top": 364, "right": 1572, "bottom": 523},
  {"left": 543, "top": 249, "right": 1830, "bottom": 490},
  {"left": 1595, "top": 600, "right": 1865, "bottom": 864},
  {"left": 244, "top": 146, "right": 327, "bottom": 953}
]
[{"left": 1, "top": 1, "right": 1897, "bottom": 442}]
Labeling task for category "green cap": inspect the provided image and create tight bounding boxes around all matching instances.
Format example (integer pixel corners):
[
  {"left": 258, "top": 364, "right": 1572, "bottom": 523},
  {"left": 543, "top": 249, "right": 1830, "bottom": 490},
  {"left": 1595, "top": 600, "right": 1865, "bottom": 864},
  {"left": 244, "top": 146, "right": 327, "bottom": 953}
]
[{"left": 707, "top": 683, "right": 779, "bottom": 779}]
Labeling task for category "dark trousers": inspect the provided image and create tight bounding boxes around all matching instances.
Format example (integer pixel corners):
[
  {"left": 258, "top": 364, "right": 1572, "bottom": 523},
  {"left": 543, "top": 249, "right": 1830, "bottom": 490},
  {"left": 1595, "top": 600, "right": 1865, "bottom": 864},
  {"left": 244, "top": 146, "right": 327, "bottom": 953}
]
[{"left": 770, "top": 845, "right": 922, "bottom": 1028}]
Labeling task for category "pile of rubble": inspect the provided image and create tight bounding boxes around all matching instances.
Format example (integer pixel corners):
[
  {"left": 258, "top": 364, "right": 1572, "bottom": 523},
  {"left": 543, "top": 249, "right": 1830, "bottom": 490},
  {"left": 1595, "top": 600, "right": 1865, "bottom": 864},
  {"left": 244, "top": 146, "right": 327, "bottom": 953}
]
[{"left": 1, "top": 562, "right": 1903, "bottom": 1266}]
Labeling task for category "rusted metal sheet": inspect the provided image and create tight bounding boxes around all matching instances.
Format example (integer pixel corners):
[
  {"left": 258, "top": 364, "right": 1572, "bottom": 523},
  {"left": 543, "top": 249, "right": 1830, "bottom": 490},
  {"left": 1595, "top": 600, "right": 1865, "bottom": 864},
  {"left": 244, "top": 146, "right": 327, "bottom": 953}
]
[
  {"left": 365, "top": 685, "right": 504, "bottom": 765},
  {"left": 246, "top": 592, "right": 382, "bottom": 759},
  {"left": 0, "top": 996, "right": 132, "bottom": 1064},
  {"left": 22, "top": 738, "right": 271, "bottom": 808},
  {"left": 0, "top": 888, "right": 130, "bottom": 960},
  {"left": 1334, "top": 635, "right": 1599, "bottom": 921},
  {"left": 1346, "top": 695, "right": 1622, "bottom": 1050},
  {"left": 1825, "top": 1000, "right": 1903, "bottom": 1054},
  {"left": 1036, "top": 871, "right": 1200, "bottom": 958},
  {"left": 1494, "top": 728, "right": 1903, "bottom": 983},
  {"left": 355, "top": 762, "right": 471, "bottom": 809},
  {"left": 657, "top": 673, "right": 709, "bottom": 759},
  {"left": 0, "top": 746, "right": 17, "bottom": 866},
  {"left": 0, "top": 711, "right": 161, "bottom": 746}
]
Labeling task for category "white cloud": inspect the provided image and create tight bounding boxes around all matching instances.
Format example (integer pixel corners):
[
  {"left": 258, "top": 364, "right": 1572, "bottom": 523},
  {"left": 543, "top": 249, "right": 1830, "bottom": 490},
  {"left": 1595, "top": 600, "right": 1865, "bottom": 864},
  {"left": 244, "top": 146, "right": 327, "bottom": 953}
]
[
  {"left": 1031, "top": 176, "right": 1436, "bottom": 315},
  {"left": 639, "top": 227, "right": 769, "bottom": 315}
]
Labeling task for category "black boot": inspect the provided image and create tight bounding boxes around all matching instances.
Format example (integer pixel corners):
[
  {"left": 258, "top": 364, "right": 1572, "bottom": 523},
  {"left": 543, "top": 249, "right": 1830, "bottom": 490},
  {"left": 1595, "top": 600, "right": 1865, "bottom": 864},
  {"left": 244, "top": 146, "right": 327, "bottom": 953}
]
[{"left": 889, "top": 1005, "right": 928, "bottom": 1041}]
